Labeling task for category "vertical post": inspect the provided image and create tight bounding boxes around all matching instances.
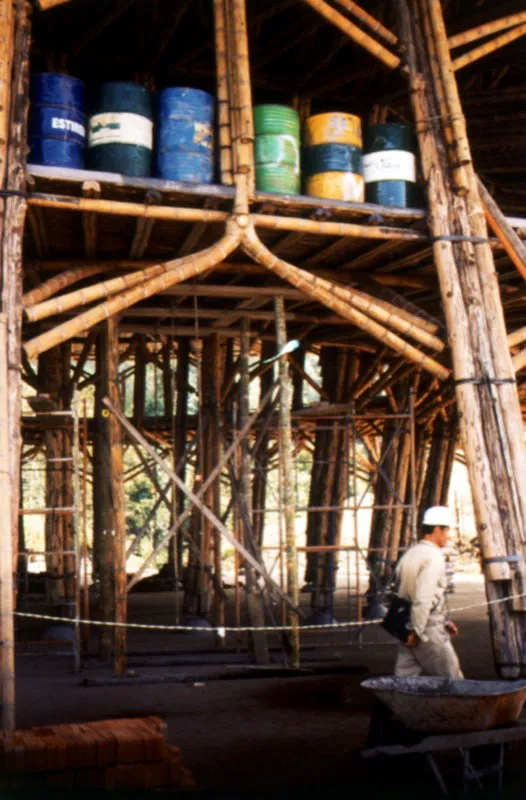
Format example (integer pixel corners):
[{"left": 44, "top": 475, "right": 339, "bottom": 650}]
[
  {"left": 274, "top": 298, "right": 300, "bottom": 668},
  {"left": 106, "top": 317, "right": 127, "bottom": 675},
  {"left": 0, "top": 314, "right": 15, "bottom": 730}
]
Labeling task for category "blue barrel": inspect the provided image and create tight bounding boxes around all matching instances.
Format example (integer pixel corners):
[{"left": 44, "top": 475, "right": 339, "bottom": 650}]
[
  {"left": 87, "top": 82, "right": 154, "bottom": 177},
  {"left": 156, "top": 88, "right": 214, "bottom": 184},
  {"left": 364, "top": 124, "right": 418, "bottom": 208},
  {"left": 29, "top": 73, "right": 86, "bottom": 169}
]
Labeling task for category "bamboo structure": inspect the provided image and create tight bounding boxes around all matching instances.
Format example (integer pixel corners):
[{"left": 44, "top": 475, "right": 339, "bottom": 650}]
[{"left": 2, "top": 0, "right": 526, "bottom": 723}]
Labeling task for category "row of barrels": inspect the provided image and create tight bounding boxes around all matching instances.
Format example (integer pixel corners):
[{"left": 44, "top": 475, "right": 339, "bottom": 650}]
[
  {"left": 29, "top": 74, "right": 214, "bottom": 184},
  {"left": 255, "top": 104, "right": 417, "bottom": 208},
  {"left": 29, "top": 75, "right": 417, "bottom": 208}
]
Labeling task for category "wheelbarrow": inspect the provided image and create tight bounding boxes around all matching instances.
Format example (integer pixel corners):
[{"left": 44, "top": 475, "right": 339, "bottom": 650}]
[{"left": 361, "top": 676, "right": 526, "bottom": 733}]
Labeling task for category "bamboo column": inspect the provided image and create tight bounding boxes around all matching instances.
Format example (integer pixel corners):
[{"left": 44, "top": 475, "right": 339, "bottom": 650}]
[
  {"left": 252, "top": 340, "right": 275, "bottom": 547},
  {"left": 401, "top": 0, "right": 526, "bottom": 676},
  {"left": 0, "top": 0, "right": 30, "bottom": 615},
  {"left": 239, "top": 319, "right": 268, "bottom": 663},
  {"left": 0, "top": 314, "right": 15, "bottom": 730},
  {"left": 106, "top": 316, "right": 127, "bottom": 675},
  {"left": 275, "top": 299, "right": 300, "bottom": 668}
]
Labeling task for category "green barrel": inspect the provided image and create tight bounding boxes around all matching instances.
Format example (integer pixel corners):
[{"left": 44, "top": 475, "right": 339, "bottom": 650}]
[
  {"left": 363, "top": 123, "right": 418, "bottom": 208},
  {"left": 87, "top": 82, "right": 154, "bottom": 177},
  {"left": 254, "top": 104, "right": 300, "bottom": 194}
]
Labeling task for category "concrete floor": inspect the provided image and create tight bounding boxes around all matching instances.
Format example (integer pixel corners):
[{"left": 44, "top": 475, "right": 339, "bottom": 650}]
[{"left": 13, "top": 574, "right": 526, "bottom": 795}]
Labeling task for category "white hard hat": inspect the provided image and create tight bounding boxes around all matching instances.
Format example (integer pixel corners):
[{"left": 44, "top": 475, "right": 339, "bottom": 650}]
[{"left": 422, "top": 505, "right": 458, "bottom": 528}]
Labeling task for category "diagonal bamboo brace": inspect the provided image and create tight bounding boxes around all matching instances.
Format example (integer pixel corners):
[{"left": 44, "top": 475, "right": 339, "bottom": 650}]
[{"left": 103, "top": 396, "right": 305, "bottom": 619}]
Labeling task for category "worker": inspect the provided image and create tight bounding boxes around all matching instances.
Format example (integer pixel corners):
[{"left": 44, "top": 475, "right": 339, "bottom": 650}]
[{"left": 393, "top": 505, "right": 463, "bottom": 679}]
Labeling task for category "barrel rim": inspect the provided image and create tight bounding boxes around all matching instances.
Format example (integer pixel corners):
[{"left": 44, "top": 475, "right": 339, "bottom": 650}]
[{"left": 31, "top": 72, "right": 85, "bottom": 88}]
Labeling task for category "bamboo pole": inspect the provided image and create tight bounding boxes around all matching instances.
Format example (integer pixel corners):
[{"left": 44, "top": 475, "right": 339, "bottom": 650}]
[
  {"left": 106, "top": 317, "right": 127, "bottom": 675},
  {"left": 511, "top": 347, "right": 526, "bottom": 374},
  {"left": 23, "top": 265, "right": 106, "bottom": 308},
  {"left": 38, "top": 0, "right": 74, "bottom": 8},
  {"left": 275, "top": 298, "right": 300, "bottom": 667},
  {"left": 24, "top": 229, "right": 240, "bottom": 358},
  {"left": 28, "top": 193, "right": 228, "bottom": 224},
  {"left": 232, "top": 0, "right": 255, "bottom": 196},
  {"left": 508, "top": 325, "right": 526, "bottom": 350},
  {"left": 452, "top": 22, "right": 526, "bottom": 72},
  {"left": 0, "top": 315, "right": 15, "bottom": 730},
  {"left": 477, "top": 177, "right": 526, "bottom": 283},
  {"left": 252, "top": 213, "right": 426, "bottom": 242},
  {"left": 214, "top": 0, "right": 233, "bottom": 184},
  {"left": 243, "top": 226, "right": 450, "bottom": 380},
  {"left": 448, "top": 11, "right": 526, "bottom": 49},
  {"left": 301, "top": 0, "right": 400, "bottom": 69},
  {"left": 333, "top": 0, "right": 397, "bottom": 46}
]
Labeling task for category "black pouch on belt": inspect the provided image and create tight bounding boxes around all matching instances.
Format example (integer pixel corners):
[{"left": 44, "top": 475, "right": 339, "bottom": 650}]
[{"left": 381, "top": 596, "right": 412, "bottom": 643}]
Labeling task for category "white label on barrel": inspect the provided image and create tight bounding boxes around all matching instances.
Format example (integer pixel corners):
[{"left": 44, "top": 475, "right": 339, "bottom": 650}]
[
  {"left": 363, "top": 150, "right": 416, "bottom": 183},
  {"left": 51, "top": 117, "right": 86, "bottom": 138},
  {"left": 88, "top": 113, "right": 153, "bottom": 150}
]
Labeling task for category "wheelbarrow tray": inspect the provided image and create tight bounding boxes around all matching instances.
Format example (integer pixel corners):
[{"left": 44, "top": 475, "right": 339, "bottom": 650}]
[{"left": 361, "top": 677, "right": 526, "bottom": 733}]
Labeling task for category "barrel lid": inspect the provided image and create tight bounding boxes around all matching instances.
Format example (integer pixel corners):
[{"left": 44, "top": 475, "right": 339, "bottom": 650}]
[
  {"left": 94, "top": 82, "right": 154, "bottom": 118},
  {"left": 364, "top": 123, "right": 415, "bottom": 153},
  {"left": 158, "top": 87, "right": 214, "bottom": 105},
  {"left": 253, "top": 105, "right": 300, "bottom": 137}
]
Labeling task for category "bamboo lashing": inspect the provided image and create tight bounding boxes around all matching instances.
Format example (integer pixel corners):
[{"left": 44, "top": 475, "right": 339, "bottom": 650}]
[
  {"left": 301, "top": 0, "right": 400, "bottom": 70},
  {"left": 23, "top": 265, "right": 106, "bottom": 308},
  {"left": 28, "top": 193, "right": 229, "bottom": 224},
  {"left": 477, "top": 177, "right": 526, "bottom": 283},
  {"left": 243, "top": 226, "right": 450, "bottom": 379},
  {"left": 448, "top": 11, "right": 526, "bottom": 50},
  {"left": 24, "top": 229, "right": 241, "bottom": 358},
  {"left": 452, "top": 22, "right": 526, "bottom": 72},
  {"left": 333, "top": 0, "right": 397, "bottom": 46}
]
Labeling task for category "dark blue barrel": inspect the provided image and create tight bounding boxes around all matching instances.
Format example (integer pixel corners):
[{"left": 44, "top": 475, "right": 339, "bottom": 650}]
[
  {"left": 29, "top": 73, "right": 85, "bottom": 169},
  {"left": 363, "top": 123, "right": 418, "bottom": 208},
  {"left": 156, "top": 88, "right": 214, "bottom": 184},
  {"left": 87, "top": 82, "right": 154, "bottom": 177}
]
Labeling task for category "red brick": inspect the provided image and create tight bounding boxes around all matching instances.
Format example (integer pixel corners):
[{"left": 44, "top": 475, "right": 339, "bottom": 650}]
[
  {"left": 143, "top": 759, "right": 171, "bottom": 789},
  {"left": 134, "top": 720, "right": 168, "bottom": 762},
  {"left": 105, "top": 763, "right": 147, "bottom": 791},
  {"left": 82, "top": 723, "right": 117, "bottom": 767},
  {"left": 106, "top": 720, "right": 145, "bottom": 764}
]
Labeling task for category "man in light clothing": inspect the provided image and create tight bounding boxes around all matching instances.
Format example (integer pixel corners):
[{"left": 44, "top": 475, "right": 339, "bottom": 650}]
[{"left": 393, "top": 505, "right": 463, "bottom": 678}]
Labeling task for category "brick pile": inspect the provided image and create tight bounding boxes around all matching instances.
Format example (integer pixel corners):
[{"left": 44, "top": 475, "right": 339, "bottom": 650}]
[{"left": 0, "top": 716, "right": 195, "bottom": 790}]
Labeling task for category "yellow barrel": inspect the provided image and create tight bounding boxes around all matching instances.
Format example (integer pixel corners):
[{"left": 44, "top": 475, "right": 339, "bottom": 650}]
[
  {"left": 304, "top": 112, "right": 362, "bottom": 148},
  {"left": 306, "top": 171, "right": 365, "bottom": 203}
]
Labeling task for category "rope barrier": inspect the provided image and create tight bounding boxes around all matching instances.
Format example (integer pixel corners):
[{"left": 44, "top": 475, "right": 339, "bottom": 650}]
[{"left": 13, "top": 590, "right": 526, "bottom": 635}]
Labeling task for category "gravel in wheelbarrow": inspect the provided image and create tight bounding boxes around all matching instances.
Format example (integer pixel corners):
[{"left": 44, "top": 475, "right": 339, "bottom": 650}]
[{"left": 361, "top": 677, "right": 526, "bottom": 733}]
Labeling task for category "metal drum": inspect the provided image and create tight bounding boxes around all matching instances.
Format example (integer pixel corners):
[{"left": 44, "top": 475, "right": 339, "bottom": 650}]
[
  {"left": 156, "top": 87, "right": 214, "bottom": 184},
  {"left": 304, "top": 112, "right": 364, "bottom": 202},
  {"left": 254, "top": 104, "right": 300, "bottom": 195},
  {"left": 364, "top": 123, "right": 418, "bottom": 208},
  {"left": 29, "top": 73, "right": 86, "bottom": 169},
  {"left": 87, "top": 82, "right": 154, "bottom": 177}
]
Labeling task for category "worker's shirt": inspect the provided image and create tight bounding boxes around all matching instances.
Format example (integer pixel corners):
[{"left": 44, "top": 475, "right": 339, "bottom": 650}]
[{"left": 394, "top": 540, "right": 447, "bottom": 642}]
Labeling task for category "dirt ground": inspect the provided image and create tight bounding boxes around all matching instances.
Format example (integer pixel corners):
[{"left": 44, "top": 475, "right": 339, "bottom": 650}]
[{"left": 12, "top": 574, "right": 526, "bottom": 796}]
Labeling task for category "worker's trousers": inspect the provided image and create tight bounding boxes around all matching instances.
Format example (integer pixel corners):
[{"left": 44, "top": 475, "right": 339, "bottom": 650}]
[{"left": 394, "top": 619, "right": 463, "bottom": 679}]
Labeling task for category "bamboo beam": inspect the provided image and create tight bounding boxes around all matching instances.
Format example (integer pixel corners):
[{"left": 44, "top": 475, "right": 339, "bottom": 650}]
[
  {"left": 24, "top": 231, "right": 240, "bottom": 358},
  {"left": 252, "top": 213, "right": 426, "bottom": 242},
  {"left": 243, "top": 227, "right": 450, "bottom": 379},
  {"left": 28, "top": 192, "right": 228, "bottom": 224},
  {"left": 333, "top": 0, "right": 397, "bottom": 46},
  {"left": 23, "top": 265, "right": 106, "bottom": 308},
  {"left": 0, "top": 315, "right": 15, "bottom": 730},
  {"left": 477, "top": 177, "right": 526, "bottom": 283},
  {"left": 301, "top": 0, "right": 400, "bottom": 69},
  {"left": 38, "top": 0, "right": 74, "bottom": 9},
  {"left": 452, "top": 22, "right": 526, "bottom": 72},
  {"left": 275, "top": 298, "right": 300, "bottom": 667},
  {"left": 448, "top": 11, "right": 526, "bottom": 49}
]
